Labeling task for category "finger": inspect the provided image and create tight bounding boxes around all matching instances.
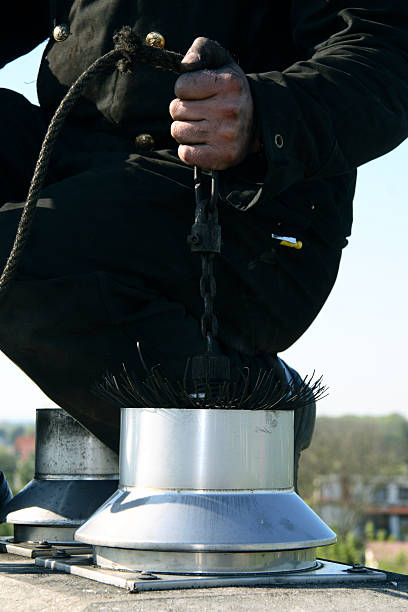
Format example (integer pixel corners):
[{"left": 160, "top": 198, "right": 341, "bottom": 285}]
[
  {"left": 180, "top": 37, "right": 233, "bottom": 73},
  {"left": 171, "top": 120, "right": 210, "bottom": 144},
  {"left": 175, "top": 68, "right": 244, "bottom": 101},
  {"left": 174, "top": 70, "right": 219, "bottom": 101},
  {"left": 178, "top": 144, "right": 237, "bottom": 171},
  {"left": 170, "top": 98, "right": 220, "bottom": 121}
]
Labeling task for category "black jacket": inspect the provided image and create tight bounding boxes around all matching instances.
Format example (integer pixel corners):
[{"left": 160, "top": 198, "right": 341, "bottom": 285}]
[{"left": 2, "top": 1, "right": 408, "bottom": 246}]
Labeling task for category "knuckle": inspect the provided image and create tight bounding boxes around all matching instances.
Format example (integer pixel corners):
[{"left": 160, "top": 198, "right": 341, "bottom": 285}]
[
  {"left": 221, "top": 71, "right": 242, "bottom": 92},
  {"left": 220, "top": 123, "right": 238, "bottom": 142},
  {"left": 222, "top": 104, "right": 239, "bottom": 121}
]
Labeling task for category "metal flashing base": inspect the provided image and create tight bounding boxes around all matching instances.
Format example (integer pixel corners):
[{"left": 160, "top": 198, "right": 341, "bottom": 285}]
[
  {"left": 34, "top": 554, "right": 387, "bottom": 592},
  {"left": 93, "top": 544, "right": 318, "bottom": 574},
  {"left": 0, "top": 536, "right": 91, "bottom": 559},
  {"left": 4, "top": 410, "right": 118, "bottom": 544},
  {"left": 75, "top": 409, "right": 335, "bottom": 575}
]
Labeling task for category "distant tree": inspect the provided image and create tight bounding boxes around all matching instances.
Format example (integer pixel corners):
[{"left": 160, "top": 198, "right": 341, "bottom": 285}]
[
  {"left": 318, "top": 528, "right": 365, "bottom": 565},
  {"left": 0, "top": 445, "right": 17, "bottom": 492},
  {"left": 298, "top": 414, "right": 408, "bottom": 499},
  {"left": 15, "top": 453, "right": 35, "bottom": 490},
  {"left": 0, "top": 422, "right": 35, "bottom": 446},
  {"left": 365, "top": 521, "right": 375, "bottom": 540}
]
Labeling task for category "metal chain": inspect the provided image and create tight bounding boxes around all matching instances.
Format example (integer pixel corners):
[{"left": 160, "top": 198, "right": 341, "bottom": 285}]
[
  {"left": 189, "top": 168, "right": 221, "bottom": 354},
  {"left": 200, "top": 253, "right": 218, "bottom": 347}
]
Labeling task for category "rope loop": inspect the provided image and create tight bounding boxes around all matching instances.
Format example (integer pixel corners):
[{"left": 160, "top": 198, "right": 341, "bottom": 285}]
[
  {"left": 0, "top": 27, "right": 185, "bottom": 299},
  {"left": 113, "top": 26, "right": 183, "bottom": 74},
  {"left": 113, "top": 26, "right": 142, "bottom": 73}
]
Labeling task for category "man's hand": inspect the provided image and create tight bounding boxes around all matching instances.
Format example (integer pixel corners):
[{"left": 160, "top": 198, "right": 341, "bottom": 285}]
[{"left": 169, "top": 37, "right": 260, "bottom": 171}]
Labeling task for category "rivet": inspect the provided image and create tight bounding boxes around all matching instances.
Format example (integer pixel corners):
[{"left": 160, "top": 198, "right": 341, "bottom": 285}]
[
  {"left": 35, "top": 540, "right": 51, "bottom": 549},
  {"left": 52, "top": 549, "right": 71, "bottom": 559},
  {"left": 136, "top": 570, "right": 159, "bottom": 580}
]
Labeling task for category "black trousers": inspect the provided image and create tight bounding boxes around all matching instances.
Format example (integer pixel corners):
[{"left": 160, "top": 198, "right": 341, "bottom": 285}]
[{"left": 0, "top": 89, "right": 340, "bottom": 468}]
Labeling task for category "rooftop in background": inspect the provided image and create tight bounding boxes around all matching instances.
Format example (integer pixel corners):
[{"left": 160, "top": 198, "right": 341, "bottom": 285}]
[{"left": 13, "top": 435, "right": 35, "bottom": 461}]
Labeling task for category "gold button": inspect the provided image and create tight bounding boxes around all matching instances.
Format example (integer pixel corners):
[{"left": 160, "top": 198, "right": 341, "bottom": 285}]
[
  {"left": 135, "top": 134, "right": 155, "bottom": 150},
  {"left": 145, "top": 32, "right": 165, "bottom": 49},
  {"left": 53, "top": 23, "right": 71, "bottom": 42}
]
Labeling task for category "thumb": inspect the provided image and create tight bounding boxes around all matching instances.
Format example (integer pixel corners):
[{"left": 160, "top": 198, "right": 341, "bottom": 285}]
[{"left": 181, "top": 37, "right": 233, "bottom": 73}]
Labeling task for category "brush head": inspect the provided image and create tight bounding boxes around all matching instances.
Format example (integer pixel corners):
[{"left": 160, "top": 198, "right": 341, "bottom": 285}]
[{"left": 95, "top": 355, "right": 327, "bottom": 411}]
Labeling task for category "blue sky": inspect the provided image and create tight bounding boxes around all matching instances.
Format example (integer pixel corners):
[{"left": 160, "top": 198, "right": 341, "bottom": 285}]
[{"left": 0, "top": 42, "right": 408, "bottom": 421}]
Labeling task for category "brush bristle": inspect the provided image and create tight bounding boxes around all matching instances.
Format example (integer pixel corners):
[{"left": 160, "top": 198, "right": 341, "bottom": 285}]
[{"left": 95, "top": 361, "right": 327, "bottom": 411}]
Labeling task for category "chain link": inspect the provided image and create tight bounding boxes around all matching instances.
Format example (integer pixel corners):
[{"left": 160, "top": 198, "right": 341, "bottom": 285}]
[
  {"left": 190, "top": 168, "right": 220, "bottom": 353},
  {"left": 200, "top": 253, "right": 218, "bottom": 341}
]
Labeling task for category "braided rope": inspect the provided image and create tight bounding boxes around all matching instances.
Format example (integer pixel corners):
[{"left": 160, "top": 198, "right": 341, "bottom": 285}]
[{"left": 0, "top": 28, "right": 183, "bottom": 298}]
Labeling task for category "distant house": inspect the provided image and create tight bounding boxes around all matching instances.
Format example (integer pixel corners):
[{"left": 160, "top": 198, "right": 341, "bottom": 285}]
[
  {"left": 14, "top": 434, "right": 35, "bottom": 462},
  {"left": 314, "top": 474, "right": 408, "bottom": 540}
]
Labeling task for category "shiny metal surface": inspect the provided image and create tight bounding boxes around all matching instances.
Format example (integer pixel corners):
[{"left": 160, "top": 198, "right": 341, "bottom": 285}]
[
  {"left": 35, "top": 556, "right": 388, "bottom": 591},
  {"left": 1, "top": 538, "right": 91, "bottom": 557},
  {"left": 145, "top": 31, "right": 166, "bottom": 48},
  {"left": 77, "top": 407, "right": 335, "bottom": 574},
  {"left": 6, "top": 409, "right": 119, "bottom": 542},
  {"left": 35, "top": 409, "right": 118, "bottom": 479},
  {"left": 6, "top": 479, "right": 118, "bottom": 526},
  {"left": 14, "top": 524, "right": 78, "bottom": 544},
  {"left": 94, "top": 545, "right": 318, "bottom": 574},
  {"left": 76, "top": 487, "right": 336, "bottom": 552},
  {"left": 53, "top": 23, "right": 70, "bottom": 42},
  {"left": 120, "top": 409, "right": 293, "bottom": 490}
]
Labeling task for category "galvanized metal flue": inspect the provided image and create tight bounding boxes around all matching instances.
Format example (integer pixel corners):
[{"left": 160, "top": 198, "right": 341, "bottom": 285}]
[
  {"left": 4, "top": 408, "right": 119, "bottom": 543},
  {"left": 76, "top": 407, "right": 335, "bottom": 574}
]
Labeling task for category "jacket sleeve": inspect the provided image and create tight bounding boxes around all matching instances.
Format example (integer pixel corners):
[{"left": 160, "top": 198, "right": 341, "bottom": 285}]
[
  {"left": 0, "top": 3, "right": 50, "bottom": 69},
  {"left": 227, "top": 0, "right": 408, "bottom": 208}
]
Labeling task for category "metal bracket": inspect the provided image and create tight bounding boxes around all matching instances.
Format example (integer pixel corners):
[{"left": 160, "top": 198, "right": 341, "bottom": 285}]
[
  {"left": 0, "top": 536, "right": 91, "bottom": 559},
  {"left": 34, "top": 555, "right": 388, "bottom": 593},
  {"left": 188, "top": 221, "right": 221, "bottom": 254}
]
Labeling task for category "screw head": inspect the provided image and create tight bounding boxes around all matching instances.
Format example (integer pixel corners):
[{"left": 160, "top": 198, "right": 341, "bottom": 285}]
[
  {"left": 35, "top": 540, "right": 51, "bottom": 549},
  {"left": 136, "top": 570, "right": 159, "bottom": 580},
  {"left": 52, "top": 549, "right": 71, "bottom": 559}
]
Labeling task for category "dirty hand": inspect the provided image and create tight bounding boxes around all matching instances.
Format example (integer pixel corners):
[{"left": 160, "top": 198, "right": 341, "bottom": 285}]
[{"left": 169, "top": 37, "right": 260, "bottom": 171}]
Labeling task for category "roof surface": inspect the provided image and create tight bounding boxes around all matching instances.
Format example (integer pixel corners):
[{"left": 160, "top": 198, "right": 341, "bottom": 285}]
[{"left": 1, "top": 552, "right": 408, "bottom": 612}]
